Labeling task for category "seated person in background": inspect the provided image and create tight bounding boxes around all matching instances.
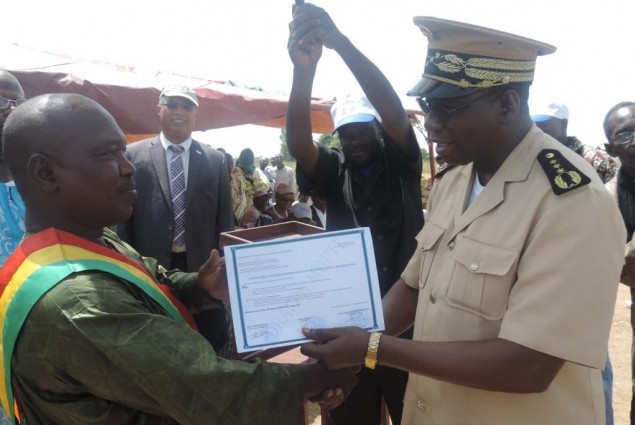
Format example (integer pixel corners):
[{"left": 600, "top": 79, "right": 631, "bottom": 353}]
[
  {"left": 253, "top": 188, "right": 271, "bottom": 213},
  {"left": 236, "top": 180, "right": 271, "bottom": 229},
  {"left": 253, "top": 188, "right": 274, "bottom": 227},
  {"left": 236, "top": 189, "right": 275, "bottom": 229},
  {"left": 239, "top": 205, "right": 260, "bottom": 229},
  {"left": 288, "top": 202, "right": 317, "bottom": 226},
  {"left": 0, "top": 93, "right": 356, "bottom": 425},
  {"left": 265, "top": 183, "right": 295, "bottom": 223}
]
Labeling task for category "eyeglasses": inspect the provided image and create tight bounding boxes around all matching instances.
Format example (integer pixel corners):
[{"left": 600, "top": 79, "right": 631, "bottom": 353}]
[
  {"left": 0, "top": 96, "right": 27, "bottom": 111},
  {"left": 610, "top": 131, "right": 635, "bottom": 146},
  {"left": 416, "top": 90, "right": 499, "bottom": 121},
  {"left": 277, "top": 195, "right": 295, "bottom": 203},
  {"left": 160, "top": 102, "right": 196, "bottom": 112}
]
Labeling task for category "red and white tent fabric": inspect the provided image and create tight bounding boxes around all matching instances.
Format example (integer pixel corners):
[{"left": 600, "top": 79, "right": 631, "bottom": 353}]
[
  {"left": 1, "top": 44, "right": 434, "bottom": 176},
  {"left": 0, "top": 43, "right": 338, "bottom": 139}
]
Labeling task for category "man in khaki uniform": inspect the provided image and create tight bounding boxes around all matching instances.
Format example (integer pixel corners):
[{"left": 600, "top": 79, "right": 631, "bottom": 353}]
[{"left": 299, "top": 15, "right": 625, "bottom": 425}]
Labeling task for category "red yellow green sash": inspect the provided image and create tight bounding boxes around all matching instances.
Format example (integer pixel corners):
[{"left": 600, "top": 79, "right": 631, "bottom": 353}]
[{"left": 0, "top": 228, "right": 198, "bottom": 423}]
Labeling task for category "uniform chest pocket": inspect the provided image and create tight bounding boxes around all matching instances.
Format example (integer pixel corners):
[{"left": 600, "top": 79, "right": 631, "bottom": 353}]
[
  {"left": 416, "top": 222, "right": 445, "bottom": 289},
  {"left": 446, "top": 236, "right": 519, "bottom": 320}
]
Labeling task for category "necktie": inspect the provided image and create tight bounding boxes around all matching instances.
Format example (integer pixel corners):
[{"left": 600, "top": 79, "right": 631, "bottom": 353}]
[{"left": 168, "top": 145, "right": 186, "bottom": 247}]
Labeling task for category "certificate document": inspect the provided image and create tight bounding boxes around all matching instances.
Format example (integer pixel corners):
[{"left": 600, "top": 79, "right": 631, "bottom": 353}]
[{"left": 225, "top": 227, "right": 384, "bottom": 353}]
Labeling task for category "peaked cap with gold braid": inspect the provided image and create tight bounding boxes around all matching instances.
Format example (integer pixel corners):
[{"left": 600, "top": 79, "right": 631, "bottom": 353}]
[{"left": 407, "top": 17, "right": 556, "bottom": 99}]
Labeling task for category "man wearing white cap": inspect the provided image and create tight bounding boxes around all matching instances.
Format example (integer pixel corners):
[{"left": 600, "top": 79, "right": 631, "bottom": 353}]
[
  {"left": 287, "top": 4, "right": 424, "bottom": 424},
  {"left": 265, "top": 183, "right": 296, "bottom": 223},
  {"left": 116, "top": 85, "right": 234, "bottom": 350},
  {"left": 532, "top": 102, "right": 617, "bottom": 183},
  {"left": 299, "top": 13, "right": 625, "bottom": 425},
  {"left": 289, "top": 201, "right": 316, "bottom": 226}
]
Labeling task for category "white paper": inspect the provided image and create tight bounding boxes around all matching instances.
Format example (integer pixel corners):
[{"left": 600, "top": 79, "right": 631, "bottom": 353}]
[{"left": 225, "top": 227, "right": 385, "bottom": 353}]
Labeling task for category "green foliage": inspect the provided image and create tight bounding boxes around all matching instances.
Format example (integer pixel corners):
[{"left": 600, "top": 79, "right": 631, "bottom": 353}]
[
  {"left": 422, "top": 152, "right": 431, "bottom": 177},
  {"left": 421, "top": 148, "right": 431, "bottom": 175},
  {"left": 279, "top": 129, "right": 338, "bottom": 161},
  {"left": 421, "top": 148, "right": 429, "bottom": 162},
  {"left": 318, "top": 133, "right": 340, "bottom": 148},
  {"left": 279, "top": 129, "right": 293, "bottom": 161}
]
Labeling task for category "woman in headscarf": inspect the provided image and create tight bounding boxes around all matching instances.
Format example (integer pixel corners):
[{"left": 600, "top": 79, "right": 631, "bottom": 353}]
[{"left": 230, "top": 148, "right": 266, "bottom": 221}]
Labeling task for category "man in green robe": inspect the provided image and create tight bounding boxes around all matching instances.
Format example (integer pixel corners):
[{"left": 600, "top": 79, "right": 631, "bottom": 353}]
[{"left": 0, "top": 93, "right": 355, "bottom": 425}]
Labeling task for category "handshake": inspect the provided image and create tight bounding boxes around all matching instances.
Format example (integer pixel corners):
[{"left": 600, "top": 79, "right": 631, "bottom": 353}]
[
  {"left": 302, "top": 361, "right": 358, "bottom": 410},
  {"left": 301, "top": 326, "right": 378, "bottom": 410}
]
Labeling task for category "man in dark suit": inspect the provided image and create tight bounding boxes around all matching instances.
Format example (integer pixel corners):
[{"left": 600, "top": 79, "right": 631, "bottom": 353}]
[{"left": 116, "top": 86, "right": 234, "bottom": 350}]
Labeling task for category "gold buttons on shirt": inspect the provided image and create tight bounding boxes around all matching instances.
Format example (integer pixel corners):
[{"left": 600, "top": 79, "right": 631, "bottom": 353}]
[
  {"left": 447, "top": 241, "right": 455, "bottom": 250},
  {"left": 416, "top": 399, "right": 426, "bottom": 411},
  {"left": 429, "top": 293, "right": 436, "bottom": 304},
  {"left": 470, "top": 263, "right": 479, "bottom": 271}
]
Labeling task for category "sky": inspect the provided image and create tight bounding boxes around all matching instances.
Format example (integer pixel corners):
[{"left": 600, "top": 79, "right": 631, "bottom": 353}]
[{"left": 4, "top": 0, "right": 635, "bottom": 159}]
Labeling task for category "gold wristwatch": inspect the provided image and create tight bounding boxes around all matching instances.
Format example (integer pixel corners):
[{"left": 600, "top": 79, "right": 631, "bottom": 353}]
[{"left": 364, "top": 332, "right": 382, "bottom": 369}]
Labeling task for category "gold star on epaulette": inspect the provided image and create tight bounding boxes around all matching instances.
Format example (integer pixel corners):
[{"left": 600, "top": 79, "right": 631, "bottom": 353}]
[{"left": 537, "top": 149, "right": 591, "bottom": 195}]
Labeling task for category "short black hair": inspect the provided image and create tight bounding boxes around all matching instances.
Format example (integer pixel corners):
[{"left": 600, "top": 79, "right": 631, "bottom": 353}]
[{"left": 603, "top": 102, "right": 635, "bottom": 140}]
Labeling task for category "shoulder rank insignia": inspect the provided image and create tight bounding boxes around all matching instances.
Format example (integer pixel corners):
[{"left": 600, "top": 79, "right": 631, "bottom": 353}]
[{"left": 537, "top": 149, "right": 591, "bottom": 195}]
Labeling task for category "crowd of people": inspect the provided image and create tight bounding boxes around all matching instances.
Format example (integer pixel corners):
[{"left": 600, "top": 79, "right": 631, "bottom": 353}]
[
  {"left": 0, "top": 2, "right": 633, "bottom": 425},
  {"left": 225, "top": 149, "right": 323, "bottom": 231}
]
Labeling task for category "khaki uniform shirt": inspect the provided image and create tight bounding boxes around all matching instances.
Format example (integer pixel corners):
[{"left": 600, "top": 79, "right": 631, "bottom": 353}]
[{"left": 400, "top": 126, "right": 625, "bottom": 424}]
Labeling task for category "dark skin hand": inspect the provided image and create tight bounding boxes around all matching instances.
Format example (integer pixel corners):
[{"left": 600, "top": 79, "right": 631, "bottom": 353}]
[
  {"left": 286, "top": 3, "right": 413, "bottom": 176},
  {"left": 301, "top": 361, "right": 358, "bottom": 409},
  {"left": 198, "top": 247, "right": 350, "bottom": 408},
  {"left": 301, "top": 280, "right": 564, "bottom": 394},
  {"left": 302, "top": 327, "right": 564, "bottom": 393},
  {"left": 197, "top": 249, "right": 229, "bottom": 306}
]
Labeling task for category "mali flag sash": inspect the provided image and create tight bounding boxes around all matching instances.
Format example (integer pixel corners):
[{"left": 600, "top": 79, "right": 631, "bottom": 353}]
[{"left": 0, "top": 228, "right": 198, "bottom": 423}]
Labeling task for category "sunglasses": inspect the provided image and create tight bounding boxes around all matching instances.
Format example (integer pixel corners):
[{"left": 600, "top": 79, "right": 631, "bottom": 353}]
[
  {"left": 0, "top": 96, "right": 27, "bottom": 111},
  {"left": 416, "top": 90, "right": 499, "bottom": 121},
  {"left": 160, "top": 102, "right": 196, "bottom": 112},
  {"left": 610, "top": 131, "right": 635, "bottom": 147},
  {"left": 277, "top": 195, "right": 295, "bottom": 203}
]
